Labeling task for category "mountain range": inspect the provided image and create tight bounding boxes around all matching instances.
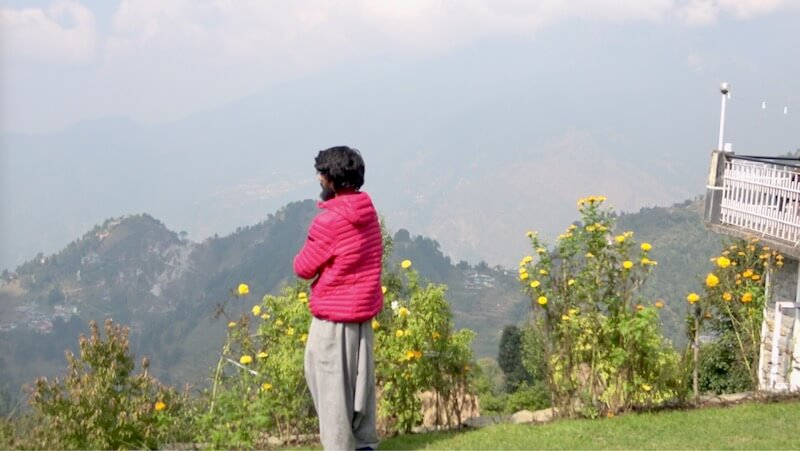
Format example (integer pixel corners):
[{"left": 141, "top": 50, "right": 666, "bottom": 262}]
[{"left": 0, "top": 195, "right": 729, "bottom": 408}]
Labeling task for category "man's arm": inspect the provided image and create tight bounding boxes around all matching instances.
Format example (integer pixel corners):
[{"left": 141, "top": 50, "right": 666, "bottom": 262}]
[{"left": 293, "top": 214, "right": 335, "bottom": 280}]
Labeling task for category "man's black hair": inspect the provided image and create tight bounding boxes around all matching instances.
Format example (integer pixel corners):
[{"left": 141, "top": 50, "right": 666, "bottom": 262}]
[{"left": 314, "top": 146, "right": 365, "bottom": 191}]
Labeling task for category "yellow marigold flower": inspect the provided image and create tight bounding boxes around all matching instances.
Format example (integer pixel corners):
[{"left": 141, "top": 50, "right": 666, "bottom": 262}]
[
  {"left": 401, "top": 259, "right": 412, "bottom": 269},
  {"left": 276, "top": 319, "right": 284, "bottom": 326},
  {"left": 568, "top": 308, "right": 579, "bottom": 316},
  {"left": 260, "top": 313, "right": 270, "bottom": 320},
  {"left": 154, "top": 401, "right": 166, "bottom": 411},
  {"left": 237, "top": 283, "right": 250, "bottom": 296},
  {"left": 622, "top": 261, "right": 633, "bottom": 270},
  {"left": 597, "top": 225, "right": 608, "bottom": 232},
  {"left": 432, "top": 331, "right": 441, "bottom": 340},
  {"left": 261, "top": 382, "right": 273, "bottom": 391},
  {"left": 537, "top": 296, "right": 548, "bottom": 305},
  {"left": 752, "top": 274, "right": 761, "bottom": 281},
  {"left": 742, "top": 269, "right": 754, "bottom": 278},
  {"left": 567, "top": 279, "right": 575, "bottom": 286},
  {"left": 741, "top": 292, "right": 753, "bottom": 303},
  {"left": 526, "top": 230, "right": 536, "bottom": 238},
  {"left": 257, "top": 351, "right": 268, "bottom": 359},
  {"left": 561, "top": 315, "right": 570, "bottom": 321},
  {"left": 396, "top": 329, "right": 405, "bottom": 338},
  {"left": 654, "top": 300, "right": 664, "bottom": 309},
  {"left": 519, "top": 272, "right": 530, "bottom": 281},
  {"left": 706, "top": 273, "right": 720, "bottom": 288},
  {"left": 252, "top": 305, "right": 262, "bottom": 316},
  {"left": 518, "top": 267, "right": 527, "bottom": 274},
  {"left": 539, "top": 269, "right": 548, "bottom": 275},
  {"left": 722, "top": 292, "right": 732, "bottom": 302},
  {"left": 536, "top": 247, "right": 546, "bottom": 255},
  {"left": 636, "top": 304, "right": 644, "bottom": 311},
  {"left": 298, "top": 292, "right": 308, "bottom": 303},
  {"left": 530, "top": 280, "right": 541, "bottom": 288},
  {"left": 398, "top": 307, "right": 410, "bottom": 317},
  {"left": 615, "top": 235, "right": 626, "bottom": 244},
  {"left": 585, "top": 224, "right": 597, "bottom": 232},
  {"left": 371, "top": 319, "right": 380, "bottom": 330},
  {"left": 240, "top": 355, "right": 253, "bottom": 365},
  {"left": 641, "top": 384, "right": 652, "bottom": 392},
  {"left": 687, "top": 293, "right": 700, "bottom": 304},
  {"left": 381, "top": 286, "right": 387, "bottom": 295},
  {"left": 523, "top": 255, "right": 535, "bottom": 263},
  {"left": 641, "top": 258, "right": 656, "bottom": 266},
  {"left": 286, "top": 327, "right": 295, "bottom": 336},
  {"left": 717, "top": 256, "right": 731, "bottom": 268},
  {"left": 777, "top": 261, "right": 784, "bottom": 267},
  {"left": 568, "top": 224, "right": 577, "bottom": 231},
  {"left": 585, "top": 252, "right": 594, "bottom": 259},
  {"left": 228, "top": 321, "right": 237, "bottom": 328},
  {"left": 405, "top": 350, "right": 416, "bottom": 361},
  {"left": 300, "top": 333, "right": 307, "bottom": 343},
  {"left": 641, "top": 243, "right": 652, "bottom": 251}
]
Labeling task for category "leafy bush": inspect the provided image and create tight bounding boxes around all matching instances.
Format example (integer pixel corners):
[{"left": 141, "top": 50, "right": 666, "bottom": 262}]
[
  {"left": 21, "top": 319, "right": 191, "bottom": 449},
  {"left": 197, "top": 240, "right": 477, "bottom": 445},
  {"left": 374, "top": 260, "right": 477, "bottom": 433},
  {"left": 195, "top": 283, "right": 315, "bottom": 448},
  {"left": 698, "top": 337, "right": 751, "bottom": 394},
  {"left": 689, "top": 238, "right": 782, "bottom": 392},
  {"left": 520, "top": 196, "right": 681, "bottom": 417}
]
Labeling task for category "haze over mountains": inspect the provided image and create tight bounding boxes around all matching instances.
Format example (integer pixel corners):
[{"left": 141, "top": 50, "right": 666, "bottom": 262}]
[{"left": 3, "top": 13, "right": 799, "bottom": 272}]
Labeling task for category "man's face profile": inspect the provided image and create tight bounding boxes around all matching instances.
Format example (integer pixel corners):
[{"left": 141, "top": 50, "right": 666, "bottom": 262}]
[{"left": 319, "top": 174, "right": 336, "bottom": 201}]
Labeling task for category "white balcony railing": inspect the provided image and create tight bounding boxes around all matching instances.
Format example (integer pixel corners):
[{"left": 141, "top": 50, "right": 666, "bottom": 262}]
[{"left": 706, "top": 152, "right": 800, "bottom": 251}]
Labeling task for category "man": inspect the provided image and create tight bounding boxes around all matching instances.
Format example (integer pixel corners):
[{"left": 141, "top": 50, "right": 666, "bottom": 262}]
[{"left": 294, "top": 146, "right": 383, "bottom": 450}]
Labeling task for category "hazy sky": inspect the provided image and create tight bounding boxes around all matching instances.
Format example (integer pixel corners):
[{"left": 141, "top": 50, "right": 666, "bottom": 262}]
[
  {"left": 2, "top": 1, "right": 800, "bottom": 271},
  {"left": 2, "top": 0, "right": 800, "bottom": 134}
]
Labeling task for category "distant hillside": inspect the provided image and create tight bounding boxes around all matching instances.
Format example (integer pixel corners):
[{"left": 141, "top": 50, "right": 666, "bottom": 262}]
[
  {"left": 0, "top": 195, "right": 732, "bottom": 402},
  {"left": 0, "top": 200, "right": 527, "bottom": 398}
]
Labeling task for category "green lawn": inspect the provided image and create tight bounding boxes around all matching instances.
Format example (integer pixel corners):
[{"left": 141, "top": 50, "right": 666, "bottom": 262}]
[{"left": 377, "top": 400, "right": 800, "bottom": 450}]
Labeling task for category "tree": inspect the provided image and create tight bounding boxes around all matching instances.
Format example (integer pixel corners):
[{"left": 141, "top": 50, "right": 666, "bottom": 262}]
[{"left": 497, "top": 325, "right": 530, "bottom": 392}]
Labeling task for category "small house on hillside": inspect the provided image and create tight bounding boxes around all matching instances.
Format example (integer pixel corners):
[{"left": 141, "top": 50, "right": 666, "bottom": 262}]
[{"left": 704, "top": 150, "right": 800, "bottom": 391}]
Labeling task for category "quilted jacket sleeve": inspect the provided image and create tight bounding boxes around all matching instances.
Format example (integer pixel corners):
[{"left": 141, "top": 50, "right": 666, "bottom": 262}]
[{"left": 293, "top": 213, "right": 336, "bottom": 280}]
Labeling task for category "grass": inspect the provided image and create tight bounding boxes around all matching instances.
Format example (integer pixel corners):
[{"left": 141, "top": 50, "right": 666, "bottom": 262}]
[{"left": 375, "top": 399, "right": 800, "bottom": 450}]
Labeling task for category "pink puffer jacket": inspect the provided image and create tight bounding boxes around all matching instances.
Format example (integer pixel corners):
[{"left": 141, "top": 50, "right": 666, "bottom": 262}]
[{"left": 293, "top": 191, "right": 384, "bottom": 322}]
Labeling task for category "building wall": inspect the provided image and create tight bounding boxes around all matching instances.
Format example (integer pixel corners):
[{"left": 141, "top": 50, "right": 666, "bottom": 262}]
[{"left": 771, "top": 258, "right": 798, "bottom": 304}]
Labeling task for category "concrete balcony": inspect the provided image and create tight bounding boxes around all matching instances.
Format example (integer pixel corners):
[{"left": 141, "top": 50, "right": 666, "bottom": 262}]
[{"left": 704, "top": 150, "right": 800, "bottom": 259}]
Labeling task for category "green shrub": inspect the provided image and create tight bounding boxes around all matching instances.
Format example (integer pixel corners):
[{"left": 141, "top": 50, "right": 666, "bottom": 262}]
[
  {"left": 690, "top": 238, "right": 782, "bottom": 391},
  {"left": 520, "top": 196, "right": 681, "bottom": 417},
  {"left": 195, "top": 283, "right": 316, "bottom": 448},
  {"left": 374, "top": 260, "right": 477, "bottom": 433},
  {"left": 22, "top": 319, "right": 191, "bottom": 449}
]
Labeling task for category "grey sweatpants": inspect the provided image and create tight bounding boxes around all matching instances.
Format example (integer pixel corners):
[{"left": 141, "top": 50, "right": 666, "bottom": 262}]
[{"left": 304, "top": 317, "right": 379, "bottom": 450}]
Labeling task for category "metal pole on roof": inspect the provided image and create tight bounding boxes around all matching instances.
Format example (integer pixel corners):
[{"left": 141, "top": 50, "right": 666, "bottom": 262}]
[{"left": 718, "top": 82, "right": 730, "bottom": 151}]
